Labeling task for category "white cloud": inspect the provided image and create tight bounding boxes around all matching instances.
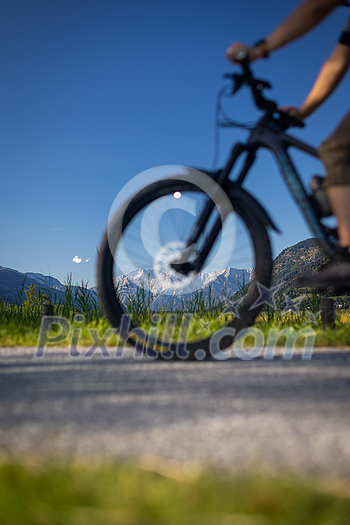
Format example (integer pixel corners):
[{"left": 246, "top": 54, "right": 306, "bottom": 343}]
[
  {"left": 72, "top": 255, "right": 82, "bottom": 264},
  {"left": 85, "top": 258, "right": 91, "bottom": 263}
]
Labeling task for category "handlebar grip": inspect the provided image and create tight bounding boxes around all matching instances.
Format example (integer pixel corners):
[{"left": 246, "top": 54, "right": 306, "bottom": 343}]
[{"left": 233, "top": 47, "right": 249, "bottom": 63}]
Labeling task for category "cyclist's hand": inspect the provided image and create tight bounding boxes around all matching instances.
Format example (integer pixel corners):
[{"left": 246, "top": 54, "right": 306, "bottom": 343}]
[
  {"left": 279, "top": 106, "right": 305, "bottom": 121},
  {"left": 226, "top": 42, "right": 263, "bottom": 63}
]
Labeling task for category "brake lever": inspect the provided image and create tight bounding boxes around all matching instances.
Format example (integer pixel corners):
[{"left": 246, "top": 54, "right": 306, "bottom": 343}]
[
  {"left": 291, "top": 118, "right": 305, "bottom": 128},
  {"left": 223, "top": 72, "right": 244, "bottom": 94}
]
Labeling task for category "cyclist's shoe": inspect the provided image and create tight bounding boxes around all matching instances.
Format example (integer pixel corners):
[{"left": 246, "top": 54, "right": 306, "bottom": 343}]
[{"left": 297, "top": 259, "right": 350, "bottom": 293}]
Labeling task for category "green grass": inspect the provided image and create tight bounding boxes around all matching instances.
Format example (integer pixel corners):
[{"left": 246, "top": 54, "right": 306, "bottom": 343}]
[
  {"left": 2, "top": 310, "right": 350, "bottom": 348},
  {"left": 254, "top": 311, "right": 350, "bottom": 347},
  {"left": 0, "top": 317, "right": 123, "bottom": 348},
  {"left": 0, "top": 459, "right": 349, "bottom": 525},
  {"left": 2, "top": 279, "right": 350, "bottom": 348}
]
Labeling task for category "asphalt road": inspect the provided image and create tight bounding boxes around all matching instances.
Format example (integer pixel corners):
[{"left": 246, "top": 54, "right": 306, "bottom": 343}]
[{"left": 1, "top": 346, "right": 350, "bottom": 485}]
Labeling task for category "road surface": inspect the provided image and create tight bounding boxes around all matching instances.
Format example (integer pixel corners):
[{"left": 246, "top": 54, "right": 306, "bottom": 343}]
[{"left": 0, "top": 346, "right": 350, "bottom": 485}]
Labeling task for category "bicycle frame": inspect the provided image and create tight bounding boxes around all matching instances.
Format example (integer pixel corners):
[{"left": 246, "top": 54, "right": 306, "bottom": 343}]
[
  {"left": 228, "top": 115, "right": 340, "bottom": 258},
  {"left": 184, "top": 115, "right": 340, "bottom": 274},
  {"left": 231, "top": 118, "right": 324, "bottom": 232}
]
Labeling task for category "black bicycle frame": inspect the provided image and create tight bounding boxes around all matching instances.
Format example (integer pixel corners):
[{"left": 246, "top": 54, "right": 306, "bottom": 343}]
[
  {"left": 236, "top": 119, "right": 325, "bottom": 240},
  {"left": 185, "top": 116, "right": 339, "bottom": 272}
]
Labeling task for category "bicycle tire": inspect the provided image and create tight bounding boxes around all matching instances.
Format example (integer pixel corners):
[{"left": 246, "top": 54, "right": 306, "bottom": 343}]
[{"left": 97, "top": 176, "right": 272, "bottom": 360}]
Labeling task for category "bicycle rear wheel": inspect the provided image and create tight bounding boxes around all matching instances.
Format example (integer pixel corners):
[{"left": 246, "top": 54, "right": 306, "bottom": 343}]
[{"left": 97, "top": 175, "right": 272, "bottom": 359}]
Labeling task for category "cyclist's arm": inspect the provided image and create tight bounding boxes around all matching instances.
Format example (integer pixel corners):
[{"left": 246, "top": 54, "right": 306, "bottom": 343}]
[
  {"left": 293, "top": 43, "right": 350, "bottom": 119},
  {"left": 227, "top": 0, "right": 344, "bottom": 63}
]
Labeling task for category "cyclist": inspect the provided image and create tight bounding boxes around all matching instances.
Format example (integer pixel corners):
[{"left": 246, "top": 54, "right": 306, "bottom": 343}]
[{"left": 226, "top": 0, "right": 350, "bottom": 292}]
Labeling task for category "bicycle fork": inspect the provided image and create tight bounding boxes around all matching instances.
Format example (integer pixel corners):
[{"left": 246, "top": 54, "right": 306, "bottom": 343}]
[{"left": 171, "top": 142, "right": 258, "bottom": 275}]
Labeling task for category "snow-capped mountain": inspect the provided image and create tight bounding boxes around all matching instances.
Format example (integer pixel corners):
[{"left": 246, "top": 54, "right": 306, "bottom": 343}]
[
  {"left": 0, "top": 263, "right": 252, "bottom": 309},
  {"left": 114, "top": 267, "right": 254, "bottom": 309}
]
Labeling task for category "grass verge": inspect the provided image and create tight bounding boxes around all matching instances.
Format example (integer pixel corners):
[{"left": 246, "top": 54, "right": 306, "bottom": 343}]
[{"left": 0, "top": 459, "right": 350, "bottom": 525}]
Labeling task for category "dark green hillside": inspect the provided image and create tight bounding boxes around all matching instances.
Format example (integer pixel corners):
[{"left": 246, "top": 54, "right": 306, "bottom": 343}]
[
  {"left": 271, "top": 238, "right": 350, "bottom": 308},
  {"left": 271, "top": 238, "right": 328, "bottom": 296},
  {"left": 0, "top": 267, "right": 66, "bottom": 304}
]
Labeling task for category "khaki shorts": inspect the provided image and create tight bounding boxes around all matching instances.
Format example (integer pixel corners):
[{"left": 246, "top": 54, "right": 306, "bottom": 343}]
[{"left": 319, "top": 108, "right": 350, "bottom": 187}]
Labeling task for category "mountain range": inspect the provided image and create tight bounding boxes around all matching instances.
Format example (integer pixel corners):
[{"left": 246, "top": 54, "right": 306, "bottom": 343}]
[
  {"left": 0, "top": 238, "right": 330, "bottom": 306},
  {"left": 0, "top": 266, "right": 93, "bottom": 304},
  {"left": 115, "top": 267, "right": 254, "bottom": 309}
]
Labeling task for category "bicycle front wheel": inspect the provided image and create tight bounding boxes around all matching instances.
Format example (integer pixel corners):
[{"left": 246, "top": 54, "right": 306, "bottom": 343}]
[{"left": 97, "top": 175, "right": 272, "bottom": 359}]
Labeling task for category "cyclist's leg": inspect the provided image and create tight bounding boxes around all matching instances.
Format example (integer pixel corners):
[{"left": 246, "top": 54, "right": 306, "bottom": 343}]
[
  {"left": 327, "top": 185, "right": 350, "bottom": 247},
  {"left": 298, "top": 110, "right": 350, "bottom": 292},
  {"left": 320, "top": 108, "right": 350, "bottom": 247}
]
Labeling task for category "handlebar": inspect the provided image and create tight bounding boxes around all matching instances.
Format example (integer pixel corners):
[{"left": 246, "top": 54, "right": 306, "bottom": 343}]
[{"left": 224, "top": 49, "right": 304, "bottom": 130}]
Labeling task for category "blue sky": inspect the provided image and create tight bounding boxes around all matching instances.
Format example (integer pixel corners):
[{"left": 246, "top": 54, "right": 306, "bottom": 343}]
[{"left": 1, "top": 0, "right": 349, "bottom": 286}]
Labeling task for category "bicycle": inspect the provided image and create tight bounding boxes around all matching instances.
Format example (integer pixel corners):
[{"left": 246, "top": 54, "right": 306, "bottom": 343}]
[{"left": 97, "top": 51, "right": 346, "bottom": 360}]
